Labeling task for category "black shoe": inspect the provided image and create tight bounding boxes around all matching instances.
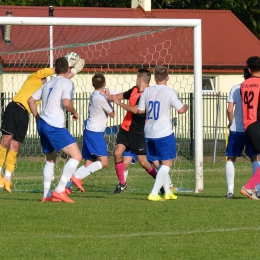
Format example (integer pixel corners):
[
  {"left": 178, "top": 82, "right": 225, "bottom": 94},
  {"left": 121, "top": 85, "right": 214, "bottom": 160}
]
[
  {"left": 159, "top": 187, "right": 165, "bottom": 195},
  {"left": 113, "top": 183, "right": 127, "bottom": 194}
]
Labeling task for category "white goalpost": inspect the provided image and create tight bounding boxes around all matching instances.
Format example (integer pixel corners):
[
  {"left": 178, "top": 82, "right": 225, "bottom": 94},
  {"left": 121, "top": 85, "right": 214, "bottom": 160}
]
[{"left": 0, "top": 16, "right": 203, "bottom": 193}]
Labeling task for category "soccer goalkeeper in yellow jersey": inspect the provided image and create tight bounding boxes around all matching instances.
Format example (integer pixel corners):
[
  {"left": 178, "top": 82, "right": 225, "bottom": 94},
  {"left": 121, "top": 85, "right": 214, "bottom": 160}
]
[{"left": 0, "top": 56, "right": 84, "bottom": 193}]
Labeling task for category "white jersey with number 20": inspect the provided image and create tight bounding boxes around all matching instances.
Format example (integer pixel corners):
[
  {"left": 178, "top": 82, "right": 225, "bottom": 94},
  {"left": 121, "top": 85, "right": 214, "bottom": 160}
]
[{"left": 138, "top": 84, "right": 184, "bottom": 139}]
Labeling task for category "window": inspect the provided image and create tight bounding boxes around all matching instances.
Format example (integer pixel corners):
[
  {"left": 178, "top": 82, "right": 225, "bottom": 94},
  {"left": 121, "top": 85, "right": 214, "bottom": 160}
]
[{"left": 202, "top": 77, "right": 216, "bottom": 93}]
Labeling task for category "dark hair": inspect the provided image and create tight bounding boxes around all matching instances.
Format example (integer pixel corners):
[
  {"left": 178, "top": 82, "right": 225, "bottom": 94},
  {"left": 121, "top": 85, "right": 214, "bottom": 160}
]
[
  {"left": 55, "top": 57, "right": 69, "bottom": 74},
  {"left": 246, "top": 56, "right": 260, "bottom": 73},
  {"left": 92, "top": 73, "right": 105, "bottom": 89},
  {"left": 243, "top": 67, "right": 250, "bottom": 80},
  {"left": 137, "top": 69, "right": 151, "bottom": 84},
  {"left": 154, "top": 65, "right": 168, "bottom": 82}
]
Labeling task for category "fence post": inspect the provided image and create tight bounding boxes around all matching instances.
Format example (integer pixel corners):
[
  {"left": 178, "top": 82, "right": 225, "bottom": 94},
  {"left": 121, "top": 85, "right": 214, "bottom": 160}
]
[
  {"left": 212, "top": 92, "right": 221, "bottom": 164},
  {"left": 189, "top": 92, "right": 194, "bottom": 161}
]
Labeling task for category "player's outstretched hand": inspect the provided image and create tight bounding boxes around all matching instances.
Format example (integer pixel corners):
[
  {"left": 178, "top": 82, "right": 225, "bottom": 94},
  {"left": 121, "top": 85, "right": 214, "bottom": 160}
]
[{"left": 71, "top": 59, "right": 85, "bottom": 75}]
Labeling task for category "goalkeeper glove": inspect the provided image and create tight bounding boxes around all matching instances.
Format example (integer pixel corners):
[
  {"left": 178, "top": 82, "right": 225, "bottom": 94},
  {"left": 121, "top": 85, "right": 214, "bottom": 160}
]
[{"left": 71, "top": 59, "right": 85, "bottom": 75}]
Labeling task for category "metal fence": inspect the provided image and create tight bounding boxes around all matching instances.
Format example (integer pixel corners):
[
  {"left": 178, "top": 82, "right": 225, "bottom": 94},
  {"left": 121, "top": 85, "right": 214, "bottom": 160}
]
[{"left": 0, "top": 92, "right": 229, "bottom": 158}]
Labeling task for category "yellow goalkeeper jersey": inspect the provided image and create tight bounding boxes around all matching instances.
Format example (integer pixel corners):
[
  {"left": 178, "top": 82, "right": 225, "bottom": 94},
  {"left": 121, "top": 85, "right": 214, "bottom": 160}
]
[{"left": 13, "top": 68, "right": 54, "bottom": 114}]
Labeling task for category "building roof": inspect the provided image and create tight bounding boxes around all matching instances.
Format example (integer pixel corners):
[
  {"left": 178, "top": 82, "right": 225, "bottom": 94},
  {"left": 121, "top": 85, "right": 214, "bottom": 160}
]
[{"left": 0, "top": 5, "right": 259, "bottom": 72}]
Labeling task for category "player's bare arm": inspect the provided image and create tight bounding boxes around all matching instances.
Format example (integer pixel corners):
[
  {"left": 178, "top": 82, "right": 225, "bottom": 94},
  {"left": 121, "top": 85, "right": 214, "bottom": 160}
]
[
  {"left": 227, "top": 102, "right": 234, "bottom": 126},
  {"left": 114, "top": 101, "right": 138, "bottom": 114},
  {"left": 27, "top": 96, "right": 40, "bottom": 122},
  {"left": 108, "top": 92, "right": 124, "bottom": 103},
  {"left": 108, "top": 110, "right": 115, "bottom": 118},
  {"left": 177, "top": 104, "right": 189, "bottom": 114},
  {"left": 62, "top": 98, "right": 78, "bottom": 120}
]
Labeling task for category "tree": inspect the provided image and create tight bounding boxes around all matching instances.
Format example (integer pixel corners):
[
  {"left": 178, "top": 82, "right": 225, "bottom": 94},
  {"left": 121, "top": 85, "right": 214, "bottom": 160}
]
[{"left": 161, "top": 0, "right": 260, "bottom": 39}]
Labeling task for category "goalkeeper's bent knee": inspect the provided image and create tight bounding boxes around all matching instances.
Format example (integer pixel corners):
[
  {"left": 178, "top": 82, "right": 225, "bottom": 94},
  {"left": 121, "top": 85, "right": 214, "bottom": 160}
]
[
  {"left": 0, "top": 144, "right": 7, "bottom": 167},
  {"left": 6, "top": 150, "right": 18, "bottom": 173}
]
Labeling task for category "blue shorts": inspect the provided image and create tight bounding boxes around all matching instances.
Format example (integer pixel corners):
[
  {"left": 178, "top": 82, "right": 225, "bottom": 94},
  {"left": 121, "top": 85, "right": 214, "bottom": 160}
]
[
  {"left": 123, "top": 150, "right": 137, "bottom": 164},
  {"left": 146, "top": 141, "right": 158, "bottom": 163},
  {"left": 226, "top": 131, "right": 258, "bottom": 157},
  {"left": 146, "top": 133, "right": 176, "bottom": 161},
  {"left": 37, "top": 118, "right": 76, "bottom": 154},
  {"left": 82, "top": 129, "right": 108, "bottom": 160}
]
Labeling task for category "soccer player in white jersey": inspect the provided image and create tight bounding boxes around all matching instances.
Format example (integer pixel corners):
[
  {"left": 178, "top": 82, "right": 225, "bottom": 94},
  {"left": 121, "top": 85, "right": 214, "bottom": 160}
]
[
  {"left": 28, "top": 57, "right": 82, "bottom": 203},
  {"left": 225, "top": 67, "right": 259, "bottom": 198},
  {"left": 138, "top": 65, "right": 188, "bottom": 201},
  {"left": 67, "top": 73, "right": 114, "bottom": 192}
]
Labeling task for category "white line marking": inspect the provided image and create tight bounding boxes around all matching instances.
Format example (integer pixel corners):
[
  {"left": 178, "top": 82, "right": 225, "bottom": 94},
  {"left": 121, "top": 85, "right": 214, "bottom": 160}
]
[{"left": 1, "top": 226, "right": 260, "bottom": 240}]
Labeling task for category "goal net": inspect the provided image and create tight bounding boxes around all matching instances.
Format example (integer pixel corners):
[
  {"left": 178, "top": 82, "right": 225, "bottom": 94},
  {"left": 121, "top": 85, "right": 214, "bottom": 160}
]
[{"left": 0, "top": 17, "right": 203, "bottom": 194}]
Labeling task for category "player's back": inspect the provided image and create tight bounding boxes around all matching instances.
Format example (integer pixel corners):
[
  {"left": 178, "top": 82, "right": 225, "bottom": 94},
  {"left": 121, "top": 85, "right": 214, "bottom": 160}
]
[
  {"left": 228, "top": 83, "right": 244, "bottom": 132},
  {"left": 40, "top": 76, "right": 74, "bottom": 128},
  {"left": 85, "top": 90, "right": 113, "bottom": 132},
  {"left": 241, "top": 77, "right": 260, "bottom": 130}
]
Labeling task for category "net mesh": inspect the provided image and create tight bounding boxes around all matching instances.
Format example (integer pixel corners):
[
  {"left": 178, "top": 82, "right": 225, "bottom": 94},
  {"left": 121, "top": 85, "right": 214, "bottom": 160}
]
[{"left": 0, "top": 24, "right": 195, "bottom": 193}]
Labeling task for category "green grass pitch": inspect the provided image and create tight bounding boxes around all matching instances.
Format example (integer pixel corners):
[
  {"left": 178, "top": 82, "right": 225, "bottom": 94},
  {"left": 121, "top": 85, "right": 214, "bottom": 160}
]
[{"left": 0, "top": 158, "right": 259, "bottom": 259}]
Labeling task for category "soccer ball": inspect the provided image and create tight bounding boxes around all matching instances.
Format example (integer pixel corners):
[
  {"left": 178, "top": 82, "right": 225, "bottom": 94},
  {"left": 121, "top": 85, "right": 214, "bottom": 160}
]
[{"left": 65, "top": 52, "right": 80, "bottom": 67}]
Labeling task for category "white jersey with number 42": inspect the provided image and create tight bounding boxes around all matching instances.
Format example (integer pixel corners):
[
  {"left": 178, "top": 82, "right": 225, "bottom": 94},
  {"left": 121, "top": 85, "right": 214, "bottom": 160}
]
[{"left": 138, "top": 84, "right": 184, "bottom": 139}]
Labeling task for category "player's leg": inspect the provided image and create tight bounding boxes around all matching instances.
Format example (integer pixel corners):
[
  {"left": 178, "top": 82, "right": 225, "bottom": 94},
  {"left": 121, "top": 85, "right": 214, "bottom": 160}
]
[
  {"left": 245, "top": 140, "right": 260, "bottom": 196},
  {"left": 225, "top": 131, "right": 246, "bottom": 198},
  {"left": 123, "top": 151, "right": 137, "bottom": 182},
  {"left": 0, "top": 134, "right": 12, "bottom": 188},
  {"left": 71, "top": 130, "right": 107, "bottom": 192},
  {"left": 41, "top": 150, "right": 57, "bottom": 202},
  {"left": 37, "top": 119, "right": 59, "bottom": 202},
  {"left": 113, "top": 128, "right": 128, "bottom": 193},
  {"left": 148, "top": 134, "right": 177, "bottom": 201},
  {"left": 3, "top": 140, "right": 19, "bottom": 192},
  {"left": 240, "top": 123, "right": 260, "bottom": 199},
  {"left": 130, "top": 132, "right": 157, "bottom": 178},
  {"left": 55, "top": 142, "right": 81, "bottom": 197},
  {"left": 39, "top": 120, "right": 81, "bottom": 203},
  {"left": 1, "top": 102, "right": 29, "bottom": 192}
]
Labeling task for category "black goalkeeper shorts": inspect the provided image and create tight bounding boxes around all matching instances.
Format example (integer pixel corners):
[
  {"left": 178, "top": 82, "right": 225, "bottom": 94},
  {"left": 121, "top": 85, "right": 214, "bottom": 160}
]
[{"left": 1, "top": 101, "right": 29, "bottom": 143}]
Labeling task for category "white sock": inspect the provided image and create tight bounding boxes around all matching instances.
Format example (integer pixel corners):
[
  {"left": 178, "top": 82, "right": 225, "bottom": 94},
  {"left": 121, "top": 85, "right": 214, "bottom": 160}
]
[
  {"left": 43, "top": 161, "right": 55, "bottom": 198},
  {"left": 124, "top": 169, "right": 128, "bottom": 182},
  {"left": 55, "top": 158, "right": 79, "bottom": 193},
  {"left": 163, "top": 172, "right": 172, "bottom": 194},
  {"left": 76, "top": 161, "right": 102, "bottom": 179},
  {"left": 225, "top": 161, "right": 235, "bottom": 193},
  {"left": 151, "top": 165, "right": 170, "bottom": 196},
  {"left": 4, "top": 169, "right": 12, "bottom": 181}
]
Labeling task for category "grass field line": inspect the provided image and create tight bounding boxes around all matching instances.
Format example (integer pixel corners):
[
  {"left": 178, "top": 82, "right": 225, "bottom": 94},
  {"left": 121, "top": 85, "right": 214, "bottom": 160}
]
[{"left": 2, "top": 226, "right": 260, "bottom": 240}]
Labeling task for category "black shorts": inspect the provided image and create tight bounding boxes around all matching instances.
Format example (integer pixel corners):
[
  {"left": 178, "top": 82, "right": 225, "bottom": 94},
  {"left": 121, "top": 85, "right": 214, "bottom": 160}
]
[
  {"left": 115, "top": 127, "right": 146, "bottom": 155},
  {"left": 245, "top": 121, "right": 260, "bottom": 154},
  {"left": 1, "top": 101, "right": 29, "bottom": 143}
]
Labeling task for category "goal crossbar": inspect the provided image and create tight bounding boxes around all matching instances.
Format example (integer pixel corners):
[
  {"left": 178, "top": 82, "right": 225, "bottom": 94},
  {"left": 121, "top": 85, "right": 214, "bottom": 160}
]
[{"left": 0, "top": 16, "right": 203, "bottom": 193}]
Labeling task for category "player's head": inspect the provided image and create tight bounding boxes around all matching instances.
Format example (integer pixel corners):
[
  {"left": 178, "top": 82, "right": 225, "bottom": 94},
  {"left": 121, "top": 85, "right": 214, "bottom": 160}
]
[
  {"left": 92, "top": 73, "right": 106, "bottom": 89},
  {"left": 243, "top": 67, "right": 250, "bottom": 80},
  {"left": 55, "top": 57, "right": 69, "bottom": 75},
  {"left": 154, "top": 65, "right": 168, "bottom": 83},
  {"left": 137, "top": 69, "right": 151, "bottom": 85},
  {"left": 246, "top": 56, "right": 260, "bottom": 73}
]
